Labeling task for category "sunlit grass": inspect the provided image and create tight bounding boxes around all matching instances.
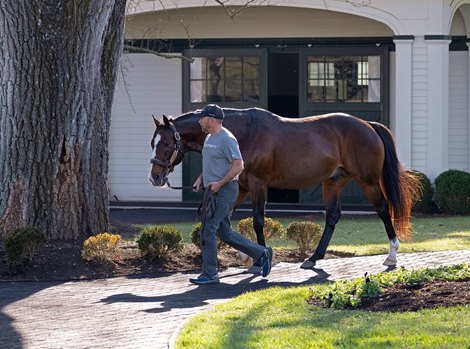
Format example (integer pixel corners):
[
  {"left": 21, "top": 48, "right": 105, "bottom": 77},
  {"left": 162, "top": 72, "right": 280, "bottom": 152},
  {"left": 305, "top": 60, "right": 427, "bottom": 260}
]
[
  {"left": 135, "top": 216, "right": 470, "bottom": 255},
  {"left": 176, "top": 282, "right": 470, "bottom": 349}
]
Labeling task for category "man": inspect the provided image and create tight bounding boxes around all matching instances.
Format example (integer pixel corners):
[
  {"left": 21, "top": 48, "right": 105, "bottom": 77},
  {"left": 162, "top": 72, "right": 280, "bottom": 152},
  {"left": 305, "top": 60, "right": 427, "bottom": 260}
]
[{"left": 190, "top": 104, "right": 272, "bottom": 285}]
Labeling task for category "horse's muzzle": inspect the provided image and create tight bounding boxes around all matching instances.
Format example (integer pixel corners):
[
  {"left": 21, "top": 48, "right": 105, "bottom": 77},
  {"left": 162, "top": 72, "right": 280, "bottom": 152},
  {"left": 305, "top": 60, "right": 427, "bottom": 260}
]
[{"left": 148, "top": 173, "right": 167, "bottom": 187}]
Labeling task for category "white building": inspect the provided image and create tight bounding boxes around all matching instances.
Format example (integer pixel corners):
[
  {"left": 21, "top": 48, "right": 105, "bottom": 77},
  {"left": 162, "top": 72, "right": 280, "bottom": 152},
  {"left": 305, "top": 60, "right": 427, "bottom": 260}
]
[{"left": 110, "top": 0, "right": 470, "bottom": 206}]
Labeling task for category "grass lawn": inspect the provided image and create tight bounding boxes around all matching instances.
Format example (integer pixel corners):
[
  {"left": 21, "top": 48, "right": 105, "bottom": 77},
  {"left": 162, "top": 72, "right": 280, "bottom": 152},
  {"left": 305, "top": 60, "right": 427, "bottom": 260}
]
[
  {"left": 166, "top": 217, "right": 470, "bottom": 348},
  {"left": 141, "top": 215, "right": 470, "bottom": 255},
  {"left": 175, "top": 274, "right": 470, "bottom": 349}
]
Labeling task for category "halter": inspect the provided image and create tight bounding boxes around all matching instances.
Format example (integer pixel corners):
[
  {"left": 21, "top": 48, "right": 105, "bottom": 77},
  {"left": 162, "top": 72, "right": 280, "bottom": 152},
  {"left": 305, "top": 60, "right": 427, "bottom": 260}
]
[{"left": 150, "top": 122, "right": 183, "bottom": 176}]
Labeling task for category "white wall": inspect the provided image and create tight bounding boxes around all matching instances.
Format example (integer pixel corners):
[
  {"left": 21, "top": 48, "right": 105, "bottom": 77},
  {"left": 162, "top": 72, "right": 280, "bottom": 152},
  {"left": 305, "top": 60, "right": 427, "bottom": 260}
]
[{"left": 109, "top": 54, "right": 182, "bottom": 202}]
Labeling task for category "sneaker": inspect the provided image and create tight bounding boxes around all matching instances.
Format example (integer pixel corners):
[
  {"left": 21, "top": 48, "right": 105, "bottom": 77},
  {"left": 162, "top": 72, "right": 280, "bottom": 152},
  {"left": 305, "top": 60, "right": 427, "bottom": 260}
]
[
  {"left": 189, "top": 273, "right": 220, "bottom": 285},
  {"left": 258, "top": 247, "right": 273, "bottom": 277}
]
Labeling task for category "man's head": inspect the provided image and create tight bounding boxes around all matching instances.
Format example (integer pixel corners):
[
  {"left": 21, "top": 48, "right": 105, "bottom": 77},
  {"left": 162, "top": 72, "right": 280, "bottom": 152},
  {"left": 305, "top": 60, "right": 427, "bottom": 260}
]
[
  {"left": 199, "top": 104, "right": 224, "bottom": 120},
  {"left": 198, "top": 104, "right": 224, "bottom": 134}
]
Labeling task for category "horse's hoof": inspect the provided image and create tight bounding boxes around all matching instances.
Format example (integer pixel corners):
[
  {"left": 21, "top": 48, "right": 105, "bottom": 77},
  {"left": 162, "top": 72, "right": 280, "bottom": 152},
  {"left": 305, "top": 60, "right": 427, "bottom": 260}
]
[
  {"left": 383, "top": 257, "right": 397, "bottom": 266},
  {"left": 300, "top": 260, "right": 316, "bottom": 269}
]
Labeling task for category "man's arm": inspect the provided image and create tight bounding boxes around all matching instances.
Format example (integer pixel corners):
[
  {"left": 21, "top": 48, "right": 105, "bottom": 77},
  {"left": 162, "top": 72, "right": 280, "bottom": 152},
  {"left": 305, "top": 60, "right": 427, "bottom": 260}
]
[{"left": 209, "top": 159, "right": 244, "bottom": 192}]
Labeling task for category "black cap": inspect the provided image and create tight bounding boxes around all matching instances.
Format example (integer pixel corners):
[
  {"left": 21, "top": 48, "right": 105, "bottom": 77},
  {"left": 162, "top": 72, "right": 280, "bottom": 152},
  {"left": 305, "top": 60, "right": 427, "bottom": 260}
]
[{"left": 199, "top": 104, "right": 224, "bottom": 120}]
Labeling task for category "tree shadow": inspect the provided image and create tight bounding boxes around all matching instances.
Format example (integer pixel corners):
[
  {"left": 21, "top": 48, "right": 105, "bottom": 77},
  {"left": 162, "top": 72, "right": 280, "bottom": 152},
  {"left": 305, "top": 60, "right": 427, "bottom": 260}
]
[
  {"left": 0, "top": 280, "right": 65, "bottom": 349},
  {"left": 99, "top": 267, "right": 332, "bottom": 314}
]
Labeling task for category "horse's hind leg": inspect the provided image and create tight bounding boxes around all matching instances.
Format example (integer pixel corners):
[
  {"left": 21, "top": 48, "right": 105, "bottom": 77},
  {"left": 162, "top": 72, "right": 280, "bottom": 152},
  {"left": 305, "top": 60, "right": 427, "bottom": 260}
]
[
  {"left": 301, "top": 173, "right": 350, "bottom": 269},
  {"left": 361, "top": 182, "right": 399, "bottom": 266}
]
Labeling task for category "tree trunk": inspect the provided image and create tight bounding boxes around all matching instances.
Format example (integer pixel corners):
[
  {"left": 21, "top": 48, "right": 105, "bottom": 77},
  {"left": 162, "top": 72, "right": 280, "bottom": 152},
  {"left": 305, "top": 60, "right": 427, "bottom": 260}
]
[{"left": 0, "top": 0, "right": 126, "bottom": 240}]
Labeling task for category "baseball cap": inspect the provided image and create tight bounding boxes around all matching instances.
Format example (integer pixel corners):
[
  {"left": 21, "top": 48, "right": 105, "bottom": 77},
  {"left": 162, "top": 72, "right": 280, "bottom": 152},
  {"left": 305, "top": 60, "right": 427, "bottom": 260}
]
[{"left": 198, "top": 104, "right": 224, "bottom": 120}]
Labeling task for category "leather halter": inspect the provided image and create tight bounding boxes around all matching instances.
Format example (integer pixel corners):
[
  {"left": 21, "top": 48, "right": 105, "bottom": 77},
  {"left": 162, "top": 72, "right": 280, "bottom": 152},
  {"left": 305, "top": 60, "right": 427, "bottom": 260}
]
[{"left": 149, "top": 122, "right": 183, "bottom": 175}]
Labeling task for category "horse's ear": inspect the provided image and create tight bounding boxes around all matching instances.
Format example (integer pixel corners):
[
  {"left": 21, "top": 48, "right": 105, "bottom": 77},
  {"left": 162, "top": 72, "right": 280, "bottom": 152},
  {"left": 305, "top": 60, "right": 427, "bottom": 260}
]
[
  {"left": 152, "top": 115, "right": 160, "bottom": 127},
  {"left": 163, "top": 114, "right": 171, "bottom": 126}
]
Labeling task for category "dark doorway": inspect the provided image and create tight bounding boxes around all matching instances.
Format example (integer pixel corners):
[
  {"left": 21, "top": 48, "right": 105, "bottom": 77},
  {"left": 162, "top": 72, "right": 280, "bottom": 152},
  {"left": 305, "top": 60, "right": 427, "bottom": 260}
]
[{"left": 267, "top": 52, "right": 299, "bottom": 203}]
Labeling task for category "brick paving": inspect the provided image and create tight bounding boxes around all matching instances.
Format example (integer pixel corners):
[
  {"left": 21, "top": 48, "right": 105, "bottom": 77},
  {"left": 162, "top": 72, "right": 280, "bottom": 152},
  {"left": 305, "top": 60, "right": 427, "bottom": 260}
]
[{"left": 1, "top": 250, "right": 469, "bottom": 349}]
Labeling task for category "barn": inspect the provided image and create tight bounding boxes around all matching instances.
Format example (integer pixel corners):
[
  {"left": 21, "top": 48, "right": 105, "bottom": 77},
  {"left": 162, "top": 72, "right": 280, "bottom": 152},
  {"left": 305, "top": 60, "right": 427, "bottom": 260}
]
[{"left": 109, "top": 1, "right": 470, "bottom": 207}]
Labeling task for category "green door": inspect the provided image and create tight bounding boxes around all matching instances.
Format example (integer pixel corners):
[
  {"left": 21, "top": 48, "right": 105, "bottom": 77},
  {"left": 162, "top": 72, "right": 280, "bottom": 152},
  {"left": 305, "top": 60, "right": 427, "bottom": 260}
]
[{"left": 182, "top": 48, "right": 268, "bottom": 202}]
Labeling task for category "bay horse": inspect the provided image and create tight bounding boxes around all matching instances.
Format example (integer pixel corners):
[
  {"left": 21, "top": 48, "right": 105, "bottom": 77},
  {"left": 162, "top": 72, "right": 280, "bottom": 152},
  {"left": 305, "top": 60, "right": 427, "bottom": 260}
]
[{"left": 148, "top": 108, "right": 421, "bottom": 269}]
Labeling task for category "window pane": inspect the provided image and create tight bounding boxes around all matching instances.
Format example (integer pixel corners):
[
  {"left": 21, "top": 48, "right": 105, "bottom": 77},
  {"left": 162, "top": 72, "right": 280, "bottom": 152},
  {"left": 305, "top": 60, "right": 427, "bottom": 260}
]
[
  {"left": 189, "top": 55, "right": 260, "bottom": 104},
  {"left": 307, "top": 55, "right": 381, "bottom": 103},
  {"left": 207, "top": 56, "right": 224, "bottom": 81},
  {"left": 190, "top": 80, "right": 205, "bottom": 103},
  {"left": 368, "top": 56, "right": 380, "bottom": 79},
  {"left": 190, "top": 58, "right": 205, "bottom": 79},
  {"left": 243, "top": 57, "right": 260, "bottom": 102},
  {"left": 308, "top": 85, "right": 325, "bottom": 102},
  {"left": 367, "top": 80, "right": 380, "bottom": 102},
  {"left": 226, "top": 79, "right": 242, "bottom": 102},
  {"left": 207, "top": 79, "right": 223, "bottom": 102}
]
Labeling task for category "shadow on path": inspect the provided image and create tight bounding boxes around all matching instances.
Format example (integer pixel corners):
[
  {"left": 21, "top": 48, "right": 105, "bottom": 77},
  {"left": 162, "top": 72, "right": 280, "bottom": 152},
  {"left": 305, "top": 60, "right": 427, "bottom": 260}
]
[
  {"left": 100, "top": 267, "right": 332, "bottom": 314},
  {"left": 0, "top": 281, "right": 65, "bottom": 349}
]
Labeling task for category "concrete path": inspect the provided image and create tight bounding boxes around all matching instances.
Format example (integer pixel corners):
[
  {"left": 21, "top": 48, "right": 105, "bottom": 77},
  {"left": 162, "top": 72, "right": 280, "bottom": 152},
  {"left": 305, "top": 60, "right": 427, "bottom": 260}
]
[{"left": 1, "top": 249, "right": 469, "bottom": 349}]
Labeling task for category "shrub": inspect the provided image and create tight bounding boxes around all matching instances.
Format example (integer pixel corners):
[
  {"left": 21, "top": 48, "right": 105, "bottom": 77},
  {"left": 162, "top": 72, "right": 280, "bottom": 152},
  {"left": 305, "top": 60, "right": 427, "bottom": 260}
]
[
  {"left": 237, "top": 217, "right": 285, "bottom": 241},
  {"left": 5, "top": 226, "right": 47, "bottom": 267},
  {"left": 137, "top": 225, "right": 183, "bottom": 260},
  {"left": 434, "top": 169, "right": 470, "bottom": 214},
  {"left": 410, "top": 170, "right": 438, "bottom": 214},
  {"left": 190, "top": 222, "right": 224, "bottom": 249},
  {"left": 310, "top": 263, "right": 470, "bottom": 309},
  {"left": 82, "top": 233, "right": 121, "bottom": 264},
  {"left": 285, "top": 221, "right": 322, "bottom": 255}
]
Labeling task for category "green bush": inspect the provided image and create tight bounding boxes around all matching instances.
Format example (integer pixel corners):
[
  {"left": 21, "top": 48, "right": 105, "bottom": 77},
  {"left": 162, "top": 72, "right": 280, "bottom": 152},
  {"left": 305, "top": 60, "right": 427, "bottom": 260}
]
[
  {"left": 310, "top": 263, "right": 470, "bottom": 309},
  {"left": 5, "top": 226, "right": 47, "bottom": 267},
  {"left": 434, "top": 169, "right": 470, "bottom": 214},
  {"left": 237, "top": 217, "right": 285, "bottom": 241},
  {"left": 286, "top": 221, "right": 322, "bottom": 255},
  {"left": 136, "top": 225, "right": 183, "bottom": 260},
  {"left": 81, "top": 233, "right": 121, "bottom": 264},
  {"left": 410, "top": 170, "right": 438, "bottom": 214},
  {"left": 190, "top": 222, "right": 224, "bottom": 249}
]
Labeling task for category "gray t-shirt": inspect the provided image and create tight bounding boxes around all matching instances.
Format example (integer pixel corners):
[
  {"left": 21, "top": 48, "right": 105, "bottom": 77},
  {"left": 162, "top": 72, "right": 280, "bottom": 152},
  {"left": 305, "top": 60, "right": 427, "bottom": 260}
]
[{"left": 202, "top": 127, "right": 242, "bottom": 186}]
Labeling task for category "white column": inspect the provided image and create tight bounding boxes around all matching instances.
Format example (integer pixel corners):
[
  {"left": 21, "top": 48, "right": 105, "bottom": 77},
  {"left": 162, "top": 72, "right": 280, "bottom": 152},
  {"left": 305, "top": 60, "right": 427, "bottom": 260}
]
[
  {"left": 425, "top": 36, "right": 451, "bottom": 180},
  {"left": 393, "top": 37, "right": 414, "bottom": 167},
  {"left": 467, "top": 42, "right": 470, "bottom": 172}
]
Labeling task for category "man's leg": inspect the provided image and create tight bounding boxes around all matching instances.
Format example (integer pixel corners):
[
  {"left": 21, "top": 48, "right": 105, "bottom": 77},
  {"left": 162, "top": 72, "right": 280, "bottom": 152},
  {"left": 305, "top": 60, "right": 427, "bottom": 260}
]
[{"left": 217, "top": 182, "right": 272, "bottom": 277}]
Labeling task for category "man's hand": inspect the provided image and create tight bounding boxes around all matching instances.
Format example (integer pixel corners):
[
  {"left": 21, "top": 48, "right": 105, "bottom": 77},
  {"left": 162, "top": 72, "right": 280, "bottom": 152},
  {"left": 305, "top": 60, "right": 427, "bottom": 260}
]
[
  {"left": 208, "top": 181, "right": 223, "bottom": 193},
  {"left": 193, "top": 175, "right": 203, "bottom": 192}
]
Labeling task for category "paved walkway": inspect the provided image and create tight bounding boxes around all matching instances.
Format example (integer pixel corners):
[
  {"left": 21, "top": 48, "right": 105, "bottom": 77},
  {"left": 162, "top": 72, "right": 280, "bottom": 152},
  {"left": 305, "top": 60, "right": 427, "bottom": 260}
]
[{"left": 1, "top": 249, "right": 469, "bottom": 349}]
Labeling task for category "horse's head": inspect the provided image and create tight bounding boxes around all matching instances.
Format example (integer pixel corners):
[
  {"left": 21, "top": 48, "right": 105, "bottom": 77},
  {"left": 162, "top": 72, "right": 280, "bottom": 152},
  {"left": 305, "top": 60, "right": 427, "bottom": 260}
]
[{"left": 148, "top": 115, "right": 184, "bottom": 186}]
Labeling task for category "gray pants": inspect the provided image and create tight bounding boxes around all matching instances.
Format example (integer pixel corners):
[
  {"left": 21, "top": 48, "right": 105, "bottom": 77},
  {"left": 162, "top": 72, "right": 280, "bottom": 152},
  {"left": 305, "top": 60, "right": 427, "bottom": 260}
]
[{"left": 201, "top": 180, "right": 265, "bottom": 277}]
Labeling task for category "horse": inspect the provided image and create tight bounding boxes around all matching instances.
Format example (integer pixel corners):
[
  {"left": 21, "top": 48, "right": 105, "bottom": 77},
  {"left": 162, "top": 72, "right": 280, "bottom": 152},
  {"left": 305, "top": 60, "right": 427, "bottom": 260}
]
[{"left": 148, "top": 107, "right": 421, "bottom": 269}]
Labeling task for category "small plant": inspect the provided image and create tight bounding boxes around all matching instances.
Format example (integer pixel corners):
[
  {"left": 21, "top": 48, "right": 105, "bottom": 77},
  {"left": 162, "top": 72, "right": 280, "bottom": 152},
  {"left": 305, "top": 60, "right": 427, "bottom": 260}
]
[
  {"left": 434, "top": 169, "right": 470, "bottom": 214},
  {"left": 5, "top": 226, "right": 47, "bottom": 267},
  {"left": 285, "top": 221, "right": 322, "bottom": 255},
  {"left": 190, "top": 222, "right": 224, "bottom": 249},
  {"left": 309, "top": 263, "right": 470, "bottom": 309},
  {"left": 137, "top": 225, "right": 183, "bottom": 260},
  {"left": 410, "top": 170, "right": 438, "bottom": 214},
  {"left": 82, "top": 233, "right": 122, "bottom": 264},
  {"left": 237, "top": 217, "right": 285, "bottom": 241}
]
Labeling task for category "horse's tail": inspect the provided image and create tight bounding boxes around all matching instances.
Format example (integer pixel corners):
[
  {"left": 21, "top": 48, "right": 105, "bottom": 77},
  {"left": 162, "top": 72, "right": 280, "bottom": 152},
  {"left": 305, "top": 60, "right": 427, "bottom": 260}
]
[{"left": 369, "top": 122, "right": 422, "bottom": 240}]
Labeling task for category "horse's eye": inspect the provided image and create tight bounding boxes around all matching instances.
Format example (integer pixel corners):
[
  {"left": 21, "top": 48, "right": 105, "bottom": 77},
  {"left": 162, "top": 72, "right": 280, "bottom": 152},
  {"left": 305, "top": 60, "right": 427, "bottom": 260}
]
[{"left": 163, "top": 142, "right": 170, "bottom": 147}]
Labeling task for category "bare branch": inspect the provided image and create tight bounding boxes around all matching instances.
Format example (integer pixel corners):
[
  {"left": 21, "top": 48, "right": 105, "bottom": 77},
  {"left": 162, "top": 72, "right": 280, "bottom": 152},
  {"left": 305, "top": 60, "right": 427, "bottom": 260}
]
[{"left": 123, "top": 44, "right": 193, "bottom": 62}]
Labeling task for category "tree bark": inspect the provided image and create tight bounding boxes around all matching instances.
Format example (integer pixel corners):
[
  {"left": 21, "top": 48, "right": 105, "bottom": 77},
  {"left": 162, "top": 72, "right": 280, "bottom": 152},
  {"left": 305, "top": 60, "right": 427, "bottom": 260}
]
[{"left": 0, "top": 0, "right": 126, "bottom": 240}]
